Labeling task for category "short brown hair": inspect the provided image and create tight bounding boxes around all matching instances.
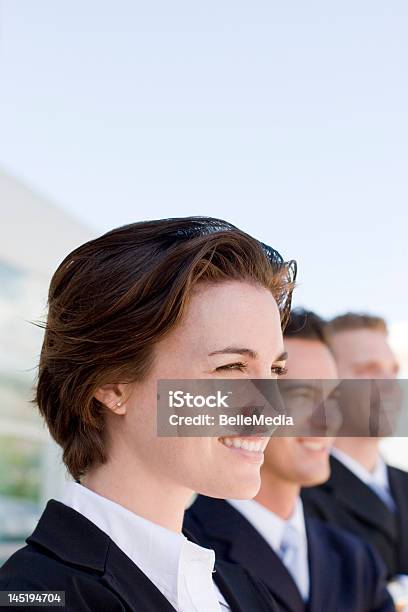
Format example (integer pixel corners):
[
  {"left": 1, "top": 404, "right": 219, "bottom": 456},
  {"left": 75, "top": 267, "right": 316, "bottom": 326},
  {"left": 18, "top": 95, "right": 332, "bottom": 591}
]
[
  {"left": 35, "top": 217, "right": 296, "bottom": 480},
  {"left": 284, "top": 308, "right": 328, "bottom": 344},
  {"left": 326, "top": 312, "right": 388, "bottom": 337}
]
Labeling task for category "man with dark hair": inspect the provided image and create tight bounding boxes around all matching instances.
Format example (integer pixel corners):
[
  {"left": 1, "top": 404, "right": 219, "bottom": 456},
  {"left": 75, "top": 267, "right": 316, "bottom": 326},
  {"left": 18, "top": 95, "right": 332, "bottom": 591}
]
[
  {"left": 284, "top": 309, "right": 329, "bottom": 343},
  {"left": 302, "top": 312, "right": 408, "bottom": 603},
  {"left": 185, "top": 308, "right": 394, "bottom": 611}
]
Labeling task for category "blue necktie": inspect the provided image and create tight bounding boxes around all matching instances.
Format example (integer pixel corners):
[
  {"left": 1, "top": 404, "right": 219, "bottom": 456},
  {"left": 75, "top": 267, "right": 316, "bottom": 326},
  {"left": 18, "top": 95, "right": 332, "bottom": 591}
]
[{"left": 279, "top": 523, "right": 308, "bottom": 600}]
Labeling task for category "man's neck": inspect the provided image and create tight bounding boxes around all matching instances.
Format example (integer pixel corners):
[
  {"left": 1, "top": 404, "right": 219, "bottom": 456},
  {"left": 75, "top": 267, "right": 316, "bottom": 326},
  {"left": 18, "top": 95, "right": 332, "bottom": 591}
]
[
  {"left": 254, "top": 468, "right": 300, "bottom": 520},
  {"left": 333, "top": 437, "right": 381, "bottom": 472}
]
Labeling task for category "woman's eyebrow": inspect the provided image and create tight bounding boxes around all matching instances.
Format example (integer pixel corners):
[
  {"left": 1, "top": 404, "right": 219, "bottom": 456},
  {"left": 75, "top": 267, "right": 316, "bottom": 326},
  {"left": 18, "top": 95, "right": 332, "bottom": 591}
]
[
  {"left": 208, "top": 348, "right": 288, "bottom": 362},
  {"left": 208, "top": 347, "right": 258, "bottom": 359}
]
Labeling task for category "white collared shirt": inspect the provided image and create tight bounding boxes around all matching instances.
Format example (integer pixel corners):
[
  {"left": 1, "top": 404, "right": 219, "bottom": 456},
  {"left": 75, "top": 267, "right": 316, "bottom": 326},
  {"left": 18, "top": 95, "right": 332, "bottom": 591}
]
[
  {"left": 227, "top": 497, "right": 309, "bottom": 601},
  {"left": 59, "top": 481, "right": 228, "bottom": 611},
  {"left": 331, "top": 447, "right": 395, "bottom": 510}
]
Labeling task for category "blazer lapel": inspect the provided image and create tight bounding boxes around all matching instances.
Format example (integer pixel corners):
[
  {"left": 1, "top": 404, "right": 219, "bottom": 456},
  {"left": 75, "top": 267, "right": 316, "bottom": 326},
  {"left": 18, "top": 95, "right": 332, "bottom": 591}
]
[
  {"left": 102, "top": 540, "right": 177, "bottom": 612},
  {"left": 188, "top": 497, "right": 304, "bottom": 612},
  {"left": 306, "top": 518, "right": 338, "bottom": 612},
  {"left": 213, "top": 560, "right": 278, "bottom": 612},
  {"left": 328, "top": 457, "right": 397, "bottom": 541},
  {"left": 229, "top": 532, "right": 304, "bottom": 612},
  {"left": 27, "top": 500, "right": 177, "bottom": 612}
]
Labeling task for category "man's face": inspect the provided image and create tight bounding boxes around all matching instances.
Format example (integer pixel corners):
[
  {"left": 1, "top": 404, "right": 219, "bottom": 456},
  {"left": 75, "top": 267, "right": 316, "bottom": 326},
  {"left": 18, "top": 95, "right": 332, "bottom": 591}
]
[
  {"left": 328, "top": 329, "right": 399, "bottom": 379},
  {"left": 328, "top": 328, "right": 400, "bottom": 435},
  {"left": 262, "top": 338, "right": 338, "bottom": 486}
]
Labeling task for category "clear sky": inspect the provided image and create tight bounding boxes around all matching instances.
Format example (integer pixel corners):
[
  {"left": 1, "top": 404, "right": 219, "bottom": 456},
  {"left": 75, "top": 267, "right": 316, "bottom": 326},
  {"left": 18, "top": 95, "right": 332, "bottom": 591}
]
[{"left": 0, "top": 0, "right": 407, "bottom": 323}]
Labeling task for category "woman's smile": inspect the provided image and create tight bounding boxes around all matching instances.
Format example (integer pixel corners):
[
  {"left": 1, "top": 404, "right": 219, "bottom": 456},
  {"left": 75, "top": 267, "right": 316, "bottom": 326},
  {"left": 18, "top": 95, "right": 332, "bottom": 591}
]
[{"left": 218, "top": 435, "right": 270, "bottom": 464}]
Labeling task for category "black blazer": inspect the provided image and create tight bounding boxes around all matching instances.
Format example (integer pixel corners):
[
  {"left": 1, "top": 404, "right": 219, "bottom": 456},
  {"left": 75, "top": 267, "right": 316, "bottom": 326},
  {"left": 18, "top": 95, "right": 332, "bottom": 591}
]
[
  {"left": 184, "top": 495, "right": 394, "bottom": 612},
  {"left": 0, "top": 499, "right": 279, "bottom": 612},
  {"left": 301, "top": 455, "right": 408, "bottom": 580}
]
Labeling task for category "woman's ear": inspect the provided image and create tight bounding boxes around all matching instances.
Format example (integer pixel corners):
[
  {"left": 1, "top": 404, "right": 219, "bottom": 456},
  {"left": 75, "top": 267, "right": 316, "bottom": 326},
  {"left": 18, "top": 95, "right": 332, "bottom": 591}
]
[{"left": 94, "top": 383, "right": 128, "bottom": 415}]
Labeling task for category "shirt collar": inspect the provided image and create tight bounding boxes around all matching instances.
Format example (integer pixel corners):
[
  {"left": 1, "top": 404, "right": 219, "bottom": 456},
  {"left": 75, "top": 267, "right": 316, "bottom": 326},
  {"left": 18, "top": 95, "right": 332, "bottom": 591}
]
[
  {"left": 331, "top": 447, "right": 390, "bottom": 490},
  {"left": 227, "top": 497, "right": 307, "bottom": 553},
  {"left": 59, "top": 481, "right": 217, "bottom": 611}
]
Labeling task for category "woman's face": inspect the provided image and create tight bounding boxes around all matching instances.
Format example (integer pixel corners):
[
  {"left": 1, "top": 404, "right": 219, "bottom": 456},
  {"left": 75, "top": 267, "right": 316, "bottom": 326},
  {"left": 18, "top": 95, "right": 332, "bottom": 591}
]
[{"left": 110, "top": 280, "right": 286, "bottom": 500}]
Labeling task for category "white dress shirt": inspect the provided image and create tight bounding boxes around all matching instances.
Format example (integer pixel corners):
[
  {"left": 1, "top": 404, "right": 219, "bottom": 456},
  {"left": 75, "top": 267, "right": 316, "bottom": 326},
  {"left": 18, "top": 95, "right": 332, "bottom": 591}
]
[
  {"left": 330, "top": 447, "right": 395, "bottom": 511},
  {"left": 228, "top": 497, "right": 309, "bottom": 601},
  {"left": 59, "top": 481, "right": 229, "bottom": 611}
]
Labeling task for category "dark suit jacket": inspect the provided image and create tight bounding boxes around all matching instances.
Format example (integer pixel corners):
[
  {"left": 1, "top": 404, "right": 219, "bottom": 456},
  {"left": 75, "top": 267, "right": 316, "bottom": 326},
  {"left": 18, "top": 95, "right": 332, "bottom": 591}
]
[
  {"left": 184, "top": 495, "right": 395, "bottom": 612},
  {"left": 0, "top": 499, "right": 279, "bottom": 612},
  {"left": 301, "top": 456, "right": 408, "bottom": 580}
]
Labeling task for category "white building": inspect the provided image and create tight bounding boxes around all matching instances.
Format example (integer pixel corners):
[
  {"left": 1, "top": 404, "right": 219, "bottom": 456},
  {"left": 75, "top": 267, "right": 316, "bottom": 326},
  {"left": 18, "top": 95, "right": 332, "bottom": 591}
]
[{"left": 0, "top": 170, "right": 94, "bottom": 563}]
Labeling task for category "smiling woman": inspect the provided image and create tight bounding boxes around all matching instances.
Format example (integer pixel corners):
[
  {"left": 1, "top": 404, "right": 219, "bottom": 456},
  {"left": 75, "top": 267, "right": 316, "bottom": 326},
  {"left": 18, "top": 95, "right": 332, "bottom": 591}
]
[{"left": 0, "top": 216, "right": 296, "bottom": 612}]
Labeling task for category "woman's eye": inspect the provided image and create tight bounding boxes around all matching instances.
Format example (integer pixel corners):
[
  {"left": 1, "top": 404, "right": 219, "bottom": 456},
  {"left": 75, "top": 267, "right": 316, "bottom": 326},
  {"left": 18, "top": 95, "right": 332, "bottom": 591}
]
[
  {"left": 216, "top": 363, "right": 287, "bottom": 375},
  {"left": 216, "top": 362, "right": 247, "bottom": 372},
  {"left": 271, "top": 365, "right": 288, "bottom": 376}
]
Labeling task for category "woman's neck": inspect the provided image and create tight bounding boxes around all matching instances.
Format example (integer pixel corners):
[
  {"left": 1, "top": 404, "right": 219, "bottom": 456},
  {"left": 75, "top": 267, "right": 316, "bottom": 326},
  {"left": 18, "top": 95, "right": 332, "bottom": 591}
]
[{"left": 82, "top": 453, "right": 192, "bottom": 533}]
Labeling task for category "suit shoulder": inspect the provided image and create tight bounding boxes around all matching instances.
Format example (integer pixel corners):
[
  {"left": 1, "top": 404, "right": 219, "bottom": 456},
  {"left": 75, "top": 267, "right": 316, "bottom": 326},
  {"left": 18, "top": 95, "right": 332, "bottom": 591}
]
[
  {"left": 388, "top": 464, "right": 408, "bottom": 481},
  {"left": 309, "top": 516, "right": 361, "bottom": 544},
  {"left": 301, "top": 484, "right": 330, "bottom": 500},
  {"left": 309, "top": 517, "right": 386, "bottom": 569},
  {"left": 0, "top": 544, "right": 125, "bottom": 611},
  {"left": 1, "top": 544, "right": 62, "bottom": 587},
  {"left": 301, "top": 485, "right": 335, "bottom": 517},
  {"left": 184, "top": 495, "right": 224, "bottom": 538},
  {"left": 183, "top": 504, "right": 206, "bottom": 537}
]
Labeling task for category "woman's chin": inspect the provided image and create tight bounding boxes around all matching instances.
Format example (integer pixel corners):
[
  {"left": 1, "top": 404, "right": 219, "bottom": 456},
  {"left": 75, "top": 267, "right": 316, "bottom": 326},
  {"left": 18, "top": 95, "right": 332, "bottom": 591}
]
[
  {"left": 229, "top": 481, "right": 261, "bottom": 500},
  {"left": 199, "top": 475, "right": 261, "bottom": 501}
]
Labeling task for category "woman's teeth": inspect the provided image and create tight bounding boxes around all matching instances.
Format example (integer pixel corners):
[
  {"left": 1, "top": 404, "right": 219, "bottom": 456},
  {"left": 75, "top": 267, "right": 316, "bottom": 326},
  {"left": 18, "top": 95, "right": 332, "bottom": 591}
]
[{"left": 219, "top": 437, "right": 265, "bottom": 452}]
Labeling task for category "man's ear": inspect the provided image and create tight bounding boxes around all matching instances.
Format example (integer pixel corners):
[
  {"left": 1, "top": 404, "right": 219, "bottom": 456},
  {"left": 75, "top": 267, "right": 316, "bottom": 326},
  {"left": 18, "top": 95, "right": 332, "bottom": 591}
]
[{"left": 94, "top": 383, "right": 128, "bottom": 415}]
